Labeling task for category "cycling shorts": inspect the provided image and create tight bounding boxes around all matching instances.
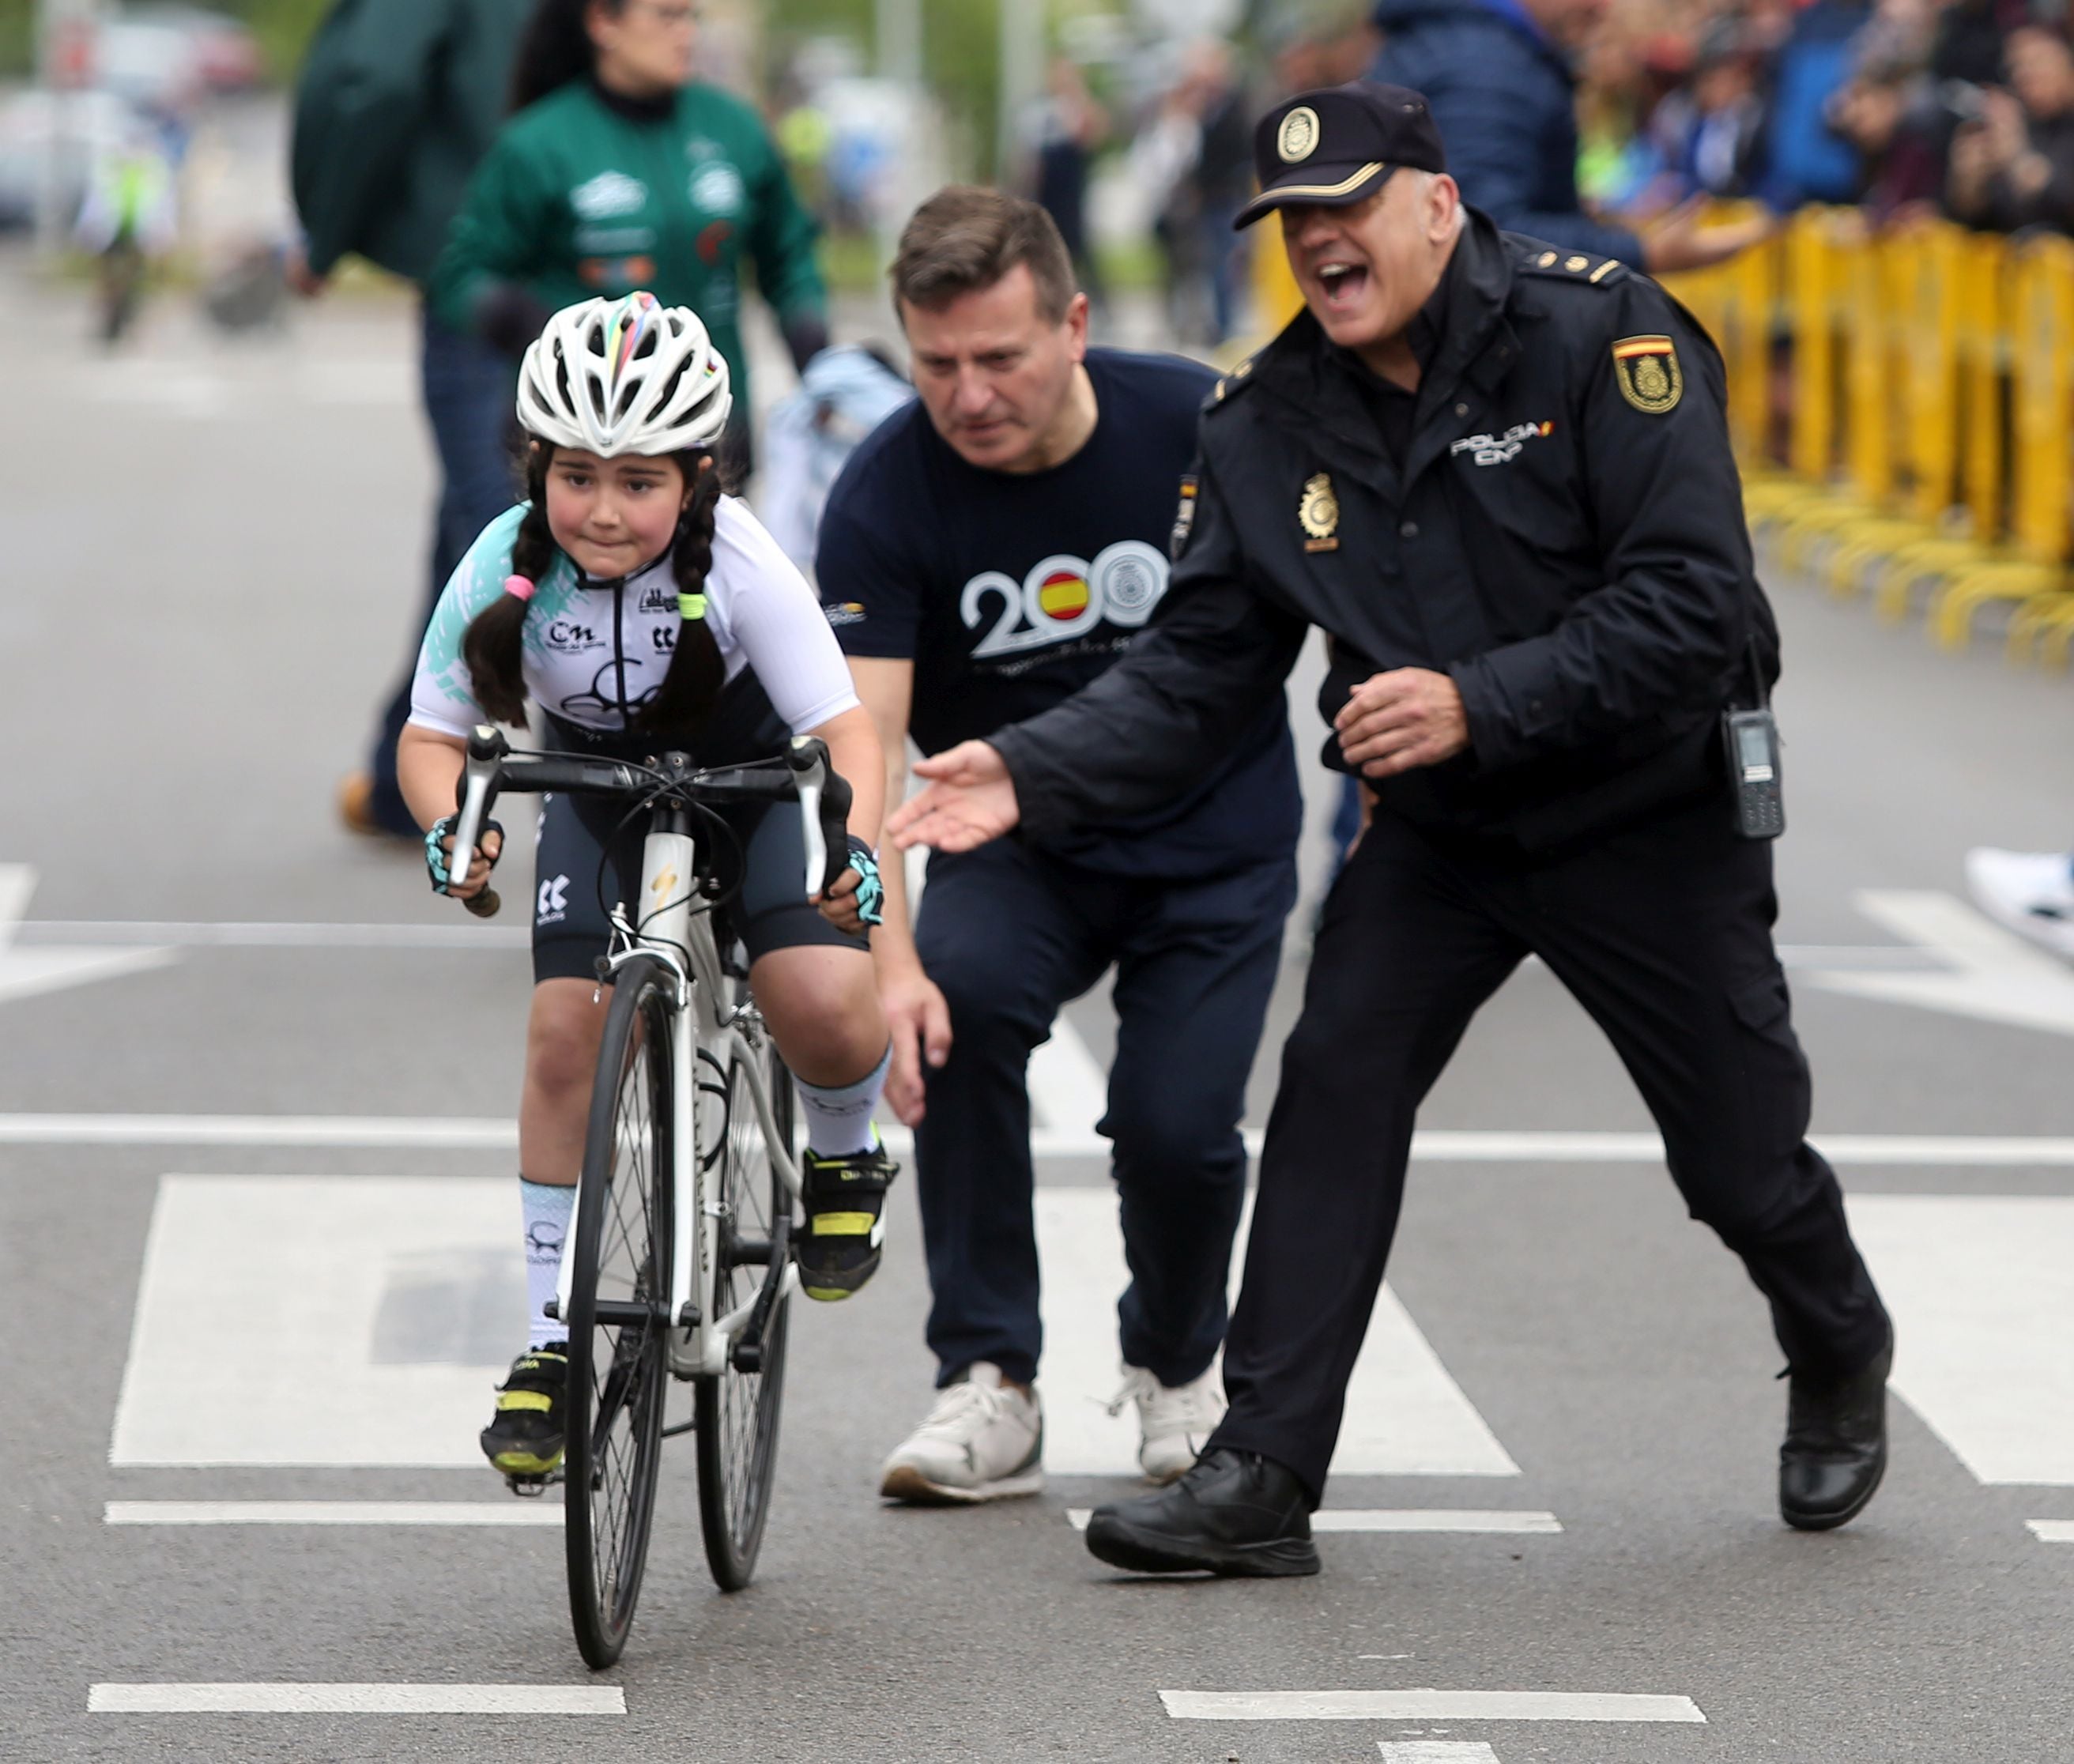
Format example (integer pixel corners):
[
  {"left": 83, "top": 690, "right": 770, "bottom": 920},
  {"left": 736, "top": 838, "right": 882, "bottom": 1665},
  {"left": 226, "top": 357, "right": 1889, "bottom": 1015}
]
[{"left": 530, "top": 786, "right": 865, "bottom": 986}]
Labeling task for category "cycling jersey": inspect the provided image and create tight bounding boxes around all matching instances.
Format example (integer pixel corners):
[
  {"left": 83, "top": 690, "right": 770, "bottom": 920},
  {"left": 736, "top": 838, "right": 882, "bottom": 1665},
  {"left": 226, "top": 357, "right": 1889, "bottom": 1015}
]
[{"left": 408, "top": 497, "right": 860, "bottom": 744}]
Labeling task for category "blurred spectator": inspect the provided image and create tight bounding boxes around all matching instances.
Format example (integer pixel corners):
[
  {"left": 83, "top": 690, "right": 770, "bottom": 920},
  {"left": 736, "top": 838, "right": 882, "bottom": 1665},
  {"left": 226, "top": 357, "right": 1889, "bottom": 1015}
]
[
  {"left": 290, "top": 0, "right": 528, "bottom": 841},
  {"left": 1186, "top": 42, "right": 1257, "bottom": 343},
  {"left": 1933, "top": 0, "right": 2019, "bottom": 88},
  {"left": 759, "top": 345, "right": 913, "bottom": 575},
  {"left": 1830, "top": 53, "right": 1949, "bottom": 223},
  {"left": 1369, "top": 0, "right": 1770, "bottom": 271},
  {"left": 430, "top": 0, "right": 828, "bottom": 473},
  {"left": 1578, "top": 31, "right": 1654, "bottom": 209},
  {"left": 74, "top": 124, "right": 177, "bottom": 345},
  {"left": 1653, "top": 21, "right": 1770, "bottom": 200},
  {"left": 1947, "top": 22, "right": 2074, "bottom": 231},
  {"left": 1760, "top": 0, "right": 1875, "bottom": 206},
  {"left": 1138, "top": 40, "right": 1254, "bottom": 346},
  {"left": 1025, "top": 57, "right": 1111, "bottom": 311}
]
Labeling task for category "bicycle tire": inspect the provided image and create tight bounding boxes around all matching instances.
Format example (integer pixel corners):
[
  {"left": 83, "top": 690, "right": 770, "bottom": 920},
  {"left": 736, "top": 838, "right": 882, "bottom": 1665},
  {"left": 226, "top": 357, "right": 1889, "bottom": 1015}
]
[
  {"left": 564, "top": 956, "right": 674, "bottom": 1669},
  {"left": 694, "top": 1031, "right": 795, "bottom": 1591}
]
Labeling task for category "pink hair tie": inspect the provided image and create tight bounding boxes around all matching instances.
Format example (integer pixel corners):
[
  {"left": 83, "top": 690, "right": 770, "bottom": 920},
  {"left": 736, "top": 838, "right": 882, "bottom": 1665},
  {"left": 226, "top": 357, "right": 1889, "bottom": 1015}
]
[{"left": 503, "top": 575, "right": 536, "bottom": 602}]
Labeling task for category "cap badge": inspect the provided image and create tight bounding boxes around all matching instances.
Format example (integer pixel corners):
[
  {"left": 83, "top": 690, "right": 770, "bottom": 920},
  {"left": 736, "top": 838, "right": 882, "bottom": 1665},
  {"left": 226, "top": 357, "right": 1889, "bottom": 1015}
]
[
  {"left": 1612, "top": 334, "right": 1683, "bottom": 414},
  {"left": 1278, "top": 105, "right": 1322, "bottom": 164},
  {"left": 1299, "top": 472, "right": 1340, "bottom": 551}
]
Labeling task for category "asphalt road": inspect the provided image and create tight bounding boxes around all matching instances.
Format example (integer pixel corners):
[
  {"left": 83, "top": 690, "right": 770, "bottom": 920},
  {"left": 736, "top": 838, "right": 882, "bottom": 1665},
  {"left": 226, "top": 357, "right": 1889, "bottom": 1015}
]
[{"left": 2, "top": 247, "right": 2071, "bottom": 1764}]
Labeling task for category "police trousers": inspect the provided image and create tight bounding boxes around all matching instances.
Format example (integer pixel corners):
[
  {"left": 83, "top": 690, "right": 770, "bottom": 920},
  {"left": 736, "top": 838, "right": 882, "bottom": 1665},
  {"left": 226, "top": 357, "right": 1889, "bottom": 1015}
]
[
  {"left": 1208, "top": 797, "right": 1892, "bottom": 1502},
  {"left": 914, "top": 839, "right": 1296, "bottom": 1390}
]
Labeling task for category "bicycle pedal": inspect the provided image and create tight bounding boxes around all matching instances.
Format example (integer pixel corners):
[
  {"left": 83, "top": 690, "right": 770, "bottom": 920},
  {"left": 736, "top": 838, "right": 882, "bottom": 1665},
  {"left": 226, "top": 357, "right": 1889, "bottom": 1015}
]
[{"left": 504, "top": 1469, "right": 564, "bottom": 1498}]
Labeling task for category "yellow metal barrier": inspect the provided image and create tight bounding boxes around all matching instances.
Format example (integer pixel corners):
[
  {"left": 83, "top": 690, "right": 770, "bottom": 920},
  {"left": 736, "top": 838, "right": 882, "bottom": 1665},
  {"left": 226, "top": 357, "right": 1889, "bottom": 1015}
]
[{"left": 1939, "top": 233, "right": 2074, "bottom": 649}]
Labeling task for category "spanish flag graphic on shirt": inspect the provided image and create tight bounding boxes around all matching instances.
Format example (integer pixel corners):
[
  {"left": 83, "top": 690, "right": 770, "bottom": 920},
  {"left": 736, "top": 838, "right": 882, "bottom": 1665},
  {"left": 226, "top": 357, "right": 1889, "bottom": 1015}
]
[{"left": 1036, "top": 567, "right": 1092, "bottom": 621}]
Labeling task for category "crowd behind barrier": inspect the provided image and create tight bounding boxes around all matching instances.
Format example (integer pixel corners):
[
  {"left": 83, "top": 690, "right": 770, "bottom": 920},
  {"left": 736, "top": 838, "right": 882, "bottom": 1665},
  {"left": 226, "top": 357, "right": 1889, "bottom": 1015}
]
[{"left": 1249, "top": 202, "right": 2074, "bottom": 665}]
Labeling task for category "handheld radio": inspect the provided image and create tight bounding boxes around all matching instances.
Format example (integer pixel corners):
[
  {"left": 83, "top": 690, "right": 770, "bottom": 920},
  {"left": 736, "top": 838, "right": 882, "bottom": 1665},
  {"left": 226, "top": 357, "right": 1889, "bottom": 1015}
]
[{"left": 1722, "top": 640, "right": 1783, "bottom": 839}]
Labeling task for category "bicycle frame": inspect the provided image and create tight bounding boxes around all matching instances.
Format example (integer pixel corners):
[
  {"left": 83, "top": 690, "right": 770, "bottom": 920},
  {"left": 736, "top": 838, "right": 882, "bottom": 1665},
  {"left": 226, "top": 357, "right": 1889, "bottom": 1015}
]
[
  {"left": 447, "top": 725, "right": 843, "bottom": 1385},
  {"left": 552, "top": 814, "right": 805, "bottom": 1382}
]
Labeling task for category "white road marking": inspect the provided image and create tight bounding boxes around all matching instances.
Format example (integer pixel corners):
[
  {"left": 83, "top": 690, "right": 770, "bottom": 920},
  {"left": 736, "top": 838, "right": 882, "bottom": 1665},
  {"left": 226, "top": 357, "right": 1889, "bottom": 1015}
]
[
  {"left": 1066, "top": 1509, "right": 1559, "bottom": 1533},
  {"left": 16, "top": 918, "right": 1938, "bottom": 969},
  {"left": 104, "top": 1501, "right": 560, "bottom": 1527},
  {"left": 2027, "top": 1521, "right": 2074, "bottom": 1543},
  {"left": 1038, "top": 1189, "right": 1517, "bottom": 1478},
  {"left": 1162, "top": 1690, "right": 1705, "bottom": 1723},
  {"left": 1846, "top": 1197, "right": 2074, "bottom": 1485},
  {"left": 1027, "top": 1013, "right": 1107, "bottom": 1138},
  {"left": 16, "top": 1113, "right": 2074, "bottom": 1167},
  {"left": 89, "top": 1683, "right": 623, "bottom": 1714},
  {"left": 2, "top": 1114, "right": 522, "bottom": 1148},
  {"left": 111, "top": 1177, "right": 518, "bottom": 1467},
  {"left": 0, "top": 866, "right": 178, "bottom": 1006},
  {"left": 1379, "top": 1745, "right": 1502, "bottom": 1763},
  {"left": 1808, "top": 891, "right": 2074, "bottom": 1038}
]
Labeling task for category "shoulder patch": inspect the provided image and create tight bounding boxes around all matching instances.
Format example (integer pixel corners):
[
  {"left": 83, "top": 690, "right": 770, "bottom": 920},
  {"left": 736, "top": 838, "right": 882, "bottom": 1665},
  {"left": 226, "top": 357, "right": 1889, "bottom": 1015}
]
[
  {"left": 1611, "top": 334, "right": 1683, "bottom": 413},
  {"left": 1518, "top": 247, "right": 1628, "bottom": 288}
]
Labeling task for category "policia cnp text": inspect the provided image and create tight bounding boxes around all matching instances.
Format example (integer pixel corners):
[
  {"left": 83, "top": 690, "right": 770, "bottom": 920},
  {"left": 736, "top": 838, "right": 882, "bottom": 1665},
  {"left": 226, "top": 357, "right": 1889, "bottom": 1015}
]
[{"left": 890, "top": 82, "right": 1895, "bottom": 1578}]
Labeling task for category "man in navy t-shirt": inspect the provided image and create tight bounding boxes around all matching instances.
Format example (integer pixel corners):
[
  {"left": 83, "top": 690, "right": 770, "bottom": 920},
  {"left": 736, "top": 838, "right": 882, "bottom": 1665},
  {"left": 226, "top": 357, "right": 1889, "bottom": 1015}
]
[{"left": 820, "top": 188, "right": 1300, "bottom": 1505}]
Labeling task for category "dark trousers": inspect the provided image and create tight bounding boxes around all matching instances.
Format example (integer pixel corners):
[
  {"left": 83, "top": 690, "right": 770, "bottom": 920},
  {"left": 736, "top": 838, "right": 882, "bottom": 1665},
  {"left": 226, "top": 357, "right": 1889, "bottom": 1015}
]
[
  {"left": 364, "top": 302, "right": 518, "bottom": 835},
  {"left": 1208, "top": 800, "right": 1892, "bottom": 1502},
  {"left": 913, "top": 839, "right": 1296, "bottom": 1390}
]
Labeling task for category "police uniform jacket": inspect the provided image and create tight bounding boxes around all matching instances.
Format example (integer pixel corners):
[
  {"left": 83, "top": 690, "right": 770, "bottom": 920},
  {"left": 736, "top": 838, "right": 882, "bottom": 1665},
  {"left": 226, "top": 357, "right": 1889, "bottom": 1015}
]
[{"left": 989, "top": 206, "right": 1779, "bottom": 858}]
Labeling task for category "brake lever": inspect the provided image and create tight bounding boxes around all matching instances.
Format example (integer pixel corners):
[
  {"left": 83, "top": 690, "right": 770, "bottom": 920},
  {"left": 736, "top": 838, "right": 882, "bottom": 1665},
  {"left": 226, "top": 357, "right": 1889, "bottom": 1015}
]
[
  {"left": 450, "top": 725, "right": 508, "bottom": 918},
  {"left": 786, "top": 737, "right": 830, "bottom": 899}
]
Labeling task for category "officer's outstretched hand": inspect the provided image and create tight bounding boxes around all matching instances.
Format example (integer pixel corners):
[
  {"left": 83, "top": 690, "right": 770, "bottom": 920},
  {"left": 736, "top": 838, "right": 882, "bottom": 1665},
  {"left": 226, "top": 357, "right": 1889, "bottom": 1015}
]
[
  {"left": 887, "top": 741, "right": 1021, "bottom": 853},
  {"left": 1337, "top": 668, "right": 1471, "bottom": 779}
]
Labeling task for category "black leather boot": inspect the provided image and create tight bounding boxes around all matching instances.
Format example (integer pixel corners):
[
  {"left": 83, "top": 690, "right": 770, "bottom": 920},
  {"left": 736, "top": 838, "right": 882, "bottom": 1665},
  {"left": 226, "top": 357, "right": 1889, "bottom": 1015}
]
[
  {"left": 1779, "top": 1329, "right": 1892, "bottom": 1532},
  {"left": 1084, "top": 1446, "right": 1320, "bottom": 1577}
]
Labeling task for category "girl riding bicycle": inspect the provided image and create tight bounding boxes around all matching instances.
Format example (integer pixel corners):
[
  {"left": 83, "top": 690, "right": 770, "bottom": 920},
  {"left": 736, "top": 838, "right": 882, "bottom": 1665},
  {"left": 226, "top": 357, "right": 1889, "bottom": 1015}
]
[{"left": 397, "top": 291, "right": 896, "bottom": 1481}]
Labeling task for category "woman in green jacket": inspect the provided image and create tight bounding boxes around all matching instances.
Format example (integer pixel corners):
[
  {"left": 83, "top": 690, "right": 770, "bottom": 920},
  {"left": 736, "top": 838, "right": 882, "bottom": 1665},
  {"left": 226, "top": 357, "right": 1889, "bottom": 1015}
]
[{"left": 432, "top": 0, "right": 829, "bottom": 469}]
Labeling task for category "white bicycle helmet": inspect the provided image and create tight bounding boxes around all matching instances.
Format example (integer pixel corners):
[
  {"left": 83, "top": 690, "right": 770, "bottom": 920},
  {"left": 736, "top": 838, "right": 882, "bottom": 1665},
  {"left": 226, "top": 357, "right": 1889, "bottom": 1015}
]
[{"left": 516, "top": 291, "right": 733, "bottom": 456}]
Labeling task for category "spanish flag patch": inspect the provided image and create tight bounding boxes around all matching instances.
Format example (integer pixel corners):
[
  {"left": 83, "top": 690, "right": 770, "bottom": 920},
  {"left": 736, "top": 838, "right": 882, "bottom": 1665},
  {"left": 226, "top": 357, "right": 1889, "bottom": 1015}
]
[{"left": 1612, "top": 335, "right": 1682, "bottom": 414}]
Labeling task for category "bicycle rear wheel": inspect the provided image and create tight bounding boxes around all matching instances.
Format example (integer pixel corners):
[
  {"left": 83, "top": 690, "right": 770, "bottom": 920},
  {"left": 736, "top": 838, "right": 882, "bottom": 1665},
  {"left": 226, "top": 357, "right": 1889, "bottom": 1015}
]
[
  {"left": 564, "top": 956, "right": 674, "bottom": 1669},
  {"left": 694, "top": 1034, "right": 795, "bottom": 1590}
]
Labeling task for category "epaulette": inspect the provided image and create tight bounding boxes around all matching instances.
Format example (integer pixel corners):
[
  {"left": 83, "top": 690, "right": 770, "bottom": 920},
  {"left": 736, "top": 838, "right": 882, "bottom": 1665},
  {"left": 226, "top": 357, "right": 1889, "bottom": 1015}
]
[
  {"left": 1203, "top": 349, "right": 1260, "bottom": 413},
  {"left": 1517, "top": 247, "right": 1628, "bottom": 288}
]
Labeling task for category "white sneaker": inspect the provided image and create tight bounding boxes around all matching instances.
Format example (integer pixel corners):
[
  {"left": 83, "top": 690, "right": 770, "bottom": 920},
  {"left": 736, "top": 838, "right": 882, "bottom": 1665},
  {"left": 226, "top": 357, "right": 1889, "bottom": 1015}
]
[
  {"left": 879, "top": 1363, "right": 1044, "bottom": 1505},
  {"left": 1967, "top": 847, "right": 2074, "bottom": 960},
  {"left": 1108, "top": 1362, "right": 1227, "bottom": 1484}
]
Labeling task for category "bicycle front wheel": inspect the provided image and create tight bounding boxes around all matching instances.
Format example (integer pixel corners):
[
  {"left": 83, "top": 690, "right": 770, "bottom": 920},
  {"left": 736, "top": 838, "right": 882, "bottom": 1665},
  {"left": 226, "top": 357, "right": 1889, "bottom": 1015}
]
[
  {"left": 564, "top": 956, "right": 674, "bottom": 1669},
  {"left": 694, "top": 1036, "right": 795, "bottom": 1590}
]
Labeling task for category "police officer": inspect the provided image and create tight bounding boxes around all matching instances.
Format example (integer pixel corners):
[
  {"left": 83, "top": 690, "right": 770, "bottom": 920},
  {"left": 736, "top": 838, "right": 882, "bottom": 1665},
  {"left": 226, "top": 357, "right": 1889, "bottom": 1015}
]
[{"left": 888, "top": 82, "right": 1895, "bottom": 1577}]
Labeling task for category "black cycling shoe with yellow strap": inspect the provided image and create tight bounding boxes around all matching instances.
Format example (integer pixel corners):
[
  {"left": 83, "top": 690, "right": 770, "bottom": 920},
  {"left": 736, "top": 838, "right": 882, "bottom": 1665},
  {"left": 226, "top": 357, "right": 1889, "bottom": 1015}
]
[
  {"left": 798, "top": 1139, "right": 899, "bottom": 1301},
  {"left": 480, "top": 1343, "right": 568, "bottom": 1479}
]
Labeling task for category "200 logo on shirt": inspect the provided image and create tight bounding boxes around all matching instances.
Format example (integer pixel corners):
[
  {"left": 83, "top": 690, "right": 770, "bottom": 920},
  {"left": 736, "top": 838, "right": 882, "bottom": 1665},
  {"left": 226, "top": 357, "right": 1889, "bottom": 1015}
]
[{"left": 960, "top": 541, "right": 1169, "bottom": 660}]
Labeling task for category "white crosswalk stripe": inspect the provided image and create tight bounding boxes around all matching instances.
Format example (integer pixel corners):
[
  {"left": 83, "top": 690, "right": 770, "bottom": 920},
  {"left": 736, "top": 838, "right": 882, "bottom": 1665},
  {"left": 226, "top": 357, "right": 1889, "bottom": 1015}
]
[
  {"left": 89, "top": 1684, "right": 622, "bottom": 1714},
  {"left": 1160, "top": 1690, "right": 1706, "bottom": 1722},
  {"left": 1066, "top": 1508, "right": 1559, "bottom": 1533},
  {"left": 1846, "top": 1196, "right": 2074, "bottom": 1486},
  {"left": 1036, "top": 1187, "right": 1518, "bottom": 1478}
]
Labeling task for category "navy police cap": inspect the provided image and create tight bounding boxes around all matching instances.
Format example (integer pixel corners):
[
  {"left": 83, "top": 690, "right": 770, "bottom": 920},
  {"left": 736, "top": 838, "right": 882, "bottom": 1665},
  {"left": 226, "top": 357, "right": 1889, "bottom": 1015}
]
[{"left": 1235, "top": 82, "right": 1448, "bottom": 231}]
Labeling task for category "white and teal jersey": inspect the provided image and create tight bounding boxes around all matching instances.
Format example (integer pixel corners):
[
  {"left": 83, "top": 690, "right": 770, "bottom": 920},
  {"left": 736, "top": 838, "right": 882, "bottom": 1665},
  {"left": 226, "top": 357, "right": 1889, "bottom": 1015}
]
[{"left": 409, "top": 497, "right": 860, "bottom": 742}]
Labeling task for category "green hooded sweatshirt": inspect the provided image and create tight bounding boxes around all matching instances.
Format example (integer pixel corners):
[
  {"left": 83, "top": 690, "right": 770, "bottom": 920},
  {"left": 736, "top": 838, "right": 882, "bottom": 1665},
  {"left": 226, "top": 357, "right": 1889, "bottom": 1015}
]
[
  {"left": 291, "top": 0, "right": 530, "bottom": 284},
  {"left": 428, "top": 77, "right": 826, "bottom": 413}
]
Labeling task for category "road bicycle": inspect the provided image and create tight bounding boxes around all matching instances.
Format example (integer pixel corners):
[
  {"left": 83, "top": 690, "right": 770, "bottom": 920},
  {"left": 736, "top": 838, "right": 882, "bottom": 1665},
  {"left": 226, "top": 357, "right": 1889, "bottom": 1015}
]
[{"left": 449, "top": 723, "right": 850, "bottom": 1668}]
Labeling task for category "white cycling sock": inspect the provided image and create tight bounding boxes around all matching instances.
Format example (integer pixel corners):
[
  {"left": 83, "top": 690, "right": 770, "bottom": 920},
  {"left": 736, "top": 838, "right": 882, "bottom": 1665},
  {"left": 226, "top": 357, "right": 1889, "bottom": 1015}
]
[
  {"left": 520, "top": 1178, "right": 575, "bottom": 1349},
  {"left": 797, "top": 1042, "right": 892, "bottom": 1156}
]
